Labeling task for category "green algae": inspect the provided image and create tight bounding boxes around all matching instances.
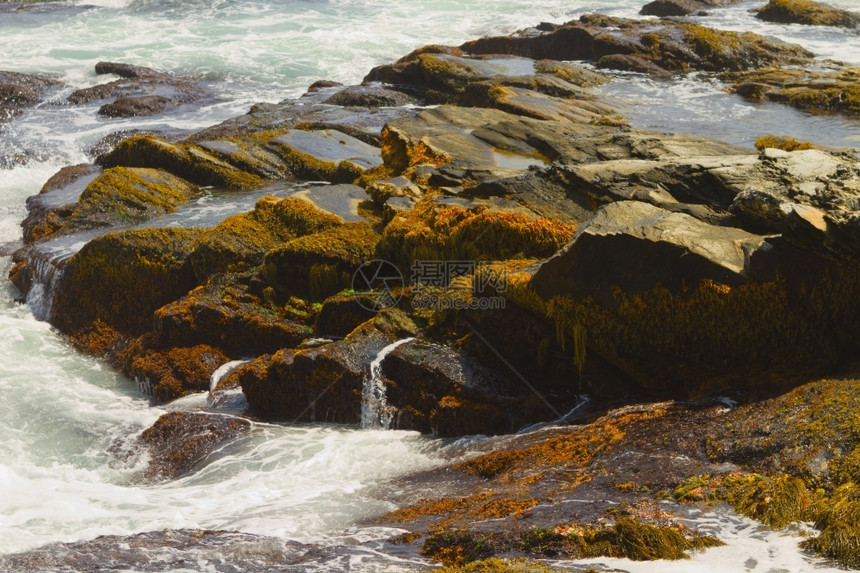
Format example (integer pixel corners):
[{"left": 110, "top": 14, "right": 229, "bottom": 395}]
[{"left": 99, "top": 134, "right": 266, "bottom": 190}]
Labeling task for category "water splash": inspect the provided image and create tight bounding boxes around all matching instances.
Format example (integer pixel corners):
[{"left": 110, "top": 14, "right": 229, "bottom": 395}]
[
  {"left": 24, "top": 249, "right": 72, "bottom": 322},
  {"left": 361, "top": 337, "right": 414, "bottom": 430}
]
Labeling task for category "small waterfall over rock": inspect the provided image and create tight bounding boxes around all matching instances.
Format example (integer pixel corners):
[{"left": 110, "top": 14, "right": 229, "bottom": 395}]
[
  {"left": 24, "top": 249, "right": 72, "bottom": 322},
  {"left": 361, "top": 337, "right": 414, "bottom": 430}
]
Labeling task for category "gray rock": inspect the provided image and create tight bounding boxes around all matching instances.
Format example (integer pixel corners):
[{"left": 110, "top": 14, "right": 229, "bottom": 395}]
[{"left": 532, "top": 200, "right": 772, "bottom": 300}]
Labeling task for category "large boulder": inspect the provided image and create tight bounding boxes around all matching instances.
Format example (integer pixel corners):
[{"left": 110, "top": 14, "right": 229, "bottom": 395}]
[
  {"left": 67, "top": 61, "right": 214, "bottom": 119},
  {"left": 461, "top": 16, "right": 813, "bottom": 75},
  {"left": 51, "top": 227, "right": 201, "bottom": 336},
  {"left": 136, "top": 411, "right": 251, "bottom": 481},
  {"left": 755, "top": 0, "right": 860, "bottom": 28},
  {"left": 237, "top": 309, "right": 419, "bottom": 423},
  {"left": 152, "top": 272, "right": 313, "bottom": 358},
  {"left": 530, "top": 200, "right": 860, "bottom": 392},
  {"left": 187, "top": 195, "right": 342, "bottom": 281}
]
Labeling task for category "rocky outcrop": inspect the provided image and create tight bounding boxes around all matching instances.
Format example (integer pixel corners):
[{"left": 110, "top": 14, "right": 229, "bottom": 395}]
[
  {"left": 460, "top": 16, "right": 812, "bottom": 74},
  {"left": 137, "top": 411, "right": 251, "bottom": 480},
  {"left": 640, "top": 0, "right": 741, "bottom": 16},
  {"left": 0, "top": 70, "right": 60, "bottom": 123},
  {"left": 67, "top": 61, "right": 215, "bottom": 118},
  {"left": 51, "top": 227, "right": 201, "bottom": 336},
  {"left": 755, "top": 0, "right": 860, "bottom": 28},
  {"left": 152, "top": 272, "right": 314, "bottom": 358},
  {"left": 237, "top": 310, "right": 419, "bottom": 423},
  {"left": 722, "top": 65, "right": 860, "bottom": 117}
]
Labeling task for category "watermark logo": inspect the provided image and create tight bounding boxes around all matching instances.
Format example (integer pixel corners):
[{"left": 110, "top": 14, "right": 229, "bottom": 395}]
[{"left": 351, "top": 259, "right": 404, "bottom": 312}]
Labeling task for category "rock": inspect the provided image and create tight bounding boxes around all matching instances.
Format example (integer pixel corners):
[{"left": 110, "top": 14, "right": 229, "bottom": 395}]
[
  {"left": 99, "top": 95, "right": 173, "bottom": 118},
  {"left": 51, "top": 227, "right": 201, "bottom": 336},
  {"left": 187, "top": 195, "right": 342, "bottom": 281},
  {"left": 756, "top": 0, "right": 860, "bottom": 28},
  {"left": 268, "top": 129, "right": 382, "bottom": 183},
  {"left": 188, "top": 99, "right": 416, "bottom": 147},
  {"left": 640, "top": 0, "right": 708, "bottom": 16},
  {"left": 237, "top": 309, "right": 419, "bottom": 423},
  {"left": 323, "top": 84, "right": 417, "bottom": 107},
  {"left": 126, "top": 344, "right": 229, "bottom": 402},
  {"left": 137, "top": 411, "right": 251, "bottom": 480},
  {"left": 0, "top": 70, "right": 61, "bottom": 121},
  {"left": 313, "top": 293, "right": 379, "bottom": 337},
  {"left": 462, "top": 16, "right": 812, "bottom": 74},
  {"left": 307, "top": 79, "right": 344, "bottom": 92},
  {"left": 262, "top": 221, "right": 381, "bottom": 300},
  {"left": 640, "top": 0, "right": 740, "bottom": 16},
  {"left": 364, "top": 50, "right": 612, "bottom": 119},
  {"left": 377, "top": 193, "right": 576, "bottom": 268},
  {"left": 533, "top": 201, "right": 771, "bottom": 299},
  {"left": 60, "top": 167, "right": 201, "bottom": 233},
  {"left": 0, "top": 529, "right": 340, "bottom": 573},
  {"left": 152, "top": 272, "right": 313, "bottom": 358},
  {"left": 288, "top": 183, "right": 372, "bottom": 222},
  {"left": 382, "top": 339, "right": 551, "bottom": 436},
  {"left": 98, "top": 134, "right": 266, "bottom": 190},
  {"left": 67, "top": 62, "right": 213, "bottom": 119},
  {"left": 527, "top": 199, "right": 860, "bottom": 392},
  {"left": 722, "top": 65, "right": 860, "bottom": 117},
  {"left": 21, "top": 164, "right": 101, "bottom": 243},
  {"left": 364, "top": 175, "right": 421, "bottom": 207},
  {"left": 94, "top": 61, "right": 159, "bottom": 78},
  {"left": 196, "top": 138, "right": 288, "bottom": 180},
  {"left": 707, "top": 374, "right": 860, "bottom": 483},
  {"left": 727, "top": 148, "right": 860, "bottom": 256}
]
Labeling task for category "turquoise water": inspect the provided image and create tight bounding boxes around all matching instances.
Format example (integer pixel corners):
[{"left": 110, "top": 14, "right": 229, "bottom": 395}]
[{"left": 0, "top": 0, "right": 858, "bottom": 569}]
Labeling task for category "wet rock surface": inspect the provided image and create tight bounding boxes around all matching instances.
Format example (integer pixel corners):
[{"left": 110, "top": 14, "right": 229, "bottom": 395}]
[
  {"left": 0, "top": 529, "right": 368, "bottom": 573},
  {"left": 137, "top": 411, "right": 251, "bottom": 480},
  {"left": 755, "top": 0, "right": 860, "bottom": 28},
  {"left": 67, "top": 61, "right": 217, "bottom": 118},
  {"left": 5, "top": 10, "right": 860, "bottom": 570},
  {"left": 0, "top": 70, "right": 61, "bottom": 122}
]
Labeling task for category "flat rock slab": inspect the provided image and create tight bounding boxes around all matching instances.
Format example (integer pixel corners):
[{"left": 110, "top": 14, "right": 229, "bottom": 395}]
[
  {"left": 272, "top": 129, "right": 382, "bottom": 170},
  {"left": 270, "top": 128, "right": 382, "bottom": 183},
  {"left": 533, "top": 200, "right": 771, "bottom": 298},
  {"left": 290, "top": 183, "right": 371, "bottom": 222}
]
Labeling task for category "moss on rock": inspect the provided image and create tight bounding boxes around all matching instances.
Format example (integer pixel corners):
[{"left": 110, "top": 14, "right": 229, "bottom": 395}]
[
  {"left": 377, "top": 196, "right": 576, "bottom": 267},
  {"left": 52, "top": 227, "right": 201, "bottom": 336},
  {"left": 189, "top": 195, "right": 342, "bottom": 281},
  {"left": 62, "top": 166, "right": 200, "bottom": 231},
  {"left": 126, "top": 344, "right": 229, "bottom": 402},
  {"left": 98, "top": 134, "right": 265, "bottom": 190},
  {"left": 262, "top": 221, "right": 380, "bottom": 300},
  {"left": 756, "top": 0, "right": 860, "bottom": 28}
]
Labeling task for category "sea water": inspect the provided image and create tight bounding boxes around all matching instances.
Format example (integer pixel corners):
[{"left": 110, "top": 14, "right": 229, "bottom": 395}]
[{"left": 0, "top": 0, "right": 858, "bottom": 570}]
